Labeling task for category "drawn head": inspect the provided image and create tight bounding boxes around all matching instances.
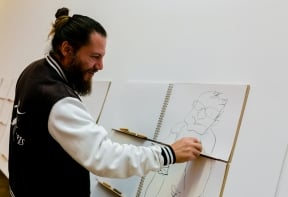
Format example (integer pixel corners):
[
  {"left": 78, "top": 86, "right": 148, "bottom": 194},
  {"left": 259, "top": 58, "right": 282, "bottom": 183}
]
[
  {"left": 185, "top": 91, "right": 228, "bottom": 134},
  {"left": 48, "top": 7, "right": 107, "bottom": 95}
]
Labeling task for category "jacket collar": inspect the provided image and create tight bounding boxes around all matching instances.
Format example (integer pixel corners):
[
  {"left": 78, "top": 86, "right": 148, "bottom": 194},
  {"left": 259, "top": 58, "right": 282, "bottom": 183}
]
[{"left": 46, "top": 54, "right": 68, "bottom": 83}]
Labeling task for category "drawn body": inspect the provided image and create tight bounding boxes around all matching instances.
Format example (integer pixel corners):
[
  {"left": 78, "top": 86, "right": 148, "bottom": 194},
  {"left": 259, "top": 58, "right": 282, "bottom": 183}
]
[{"left": 143, "top": 91, "right": 228, "bottom": 197}]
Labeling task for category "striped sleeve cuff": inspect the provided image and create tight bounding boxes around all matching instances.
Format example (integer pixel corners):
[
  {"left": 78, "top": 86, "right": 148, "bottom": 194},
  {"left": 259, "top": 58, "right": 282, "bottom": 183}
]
[{"left": 161, "top": 145, "right": 176, "bottom": 165}]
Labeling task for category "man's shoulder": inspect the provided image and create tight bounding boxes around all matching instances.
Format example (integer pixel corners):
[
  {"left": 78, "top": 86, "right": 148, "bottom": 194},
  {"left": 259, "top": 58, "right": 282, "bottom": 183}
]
[{"left": 20, "top": 57, "right": 49, "bottom": 76}]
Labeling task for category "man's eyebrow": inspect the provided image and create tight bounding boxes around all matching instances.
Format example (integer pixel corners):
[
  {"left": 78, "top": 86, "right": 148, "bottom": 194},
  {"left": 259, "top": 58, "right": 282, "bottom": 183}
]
[{"left": 91, "top": 52, "right": 105, "bottom": 56}]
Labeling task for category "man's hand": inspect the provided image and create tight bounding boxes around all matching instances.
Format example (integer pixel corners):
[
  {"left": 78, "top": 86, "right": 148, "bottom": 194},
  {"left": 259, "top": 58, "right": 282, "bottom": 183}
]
[{"left": 171, "top": 137, "right": 202, "bottom": 163}]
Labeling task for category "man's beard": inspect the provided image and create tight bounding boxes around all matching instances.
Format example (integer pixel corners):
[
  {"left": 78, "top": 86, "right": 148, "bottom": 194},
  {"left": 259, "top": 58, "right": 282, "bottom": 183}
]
[{"left": 64, "top": 57, "right": 93, "bottom": 96}]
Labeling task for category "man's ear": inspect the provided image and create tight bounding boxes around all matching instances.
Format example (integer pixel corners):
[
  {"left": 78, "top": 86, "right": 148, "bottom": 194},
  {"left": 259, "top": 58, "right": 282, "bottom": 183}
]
[{"left": 60, "top": 41, "right": 74, "bottom": 57}]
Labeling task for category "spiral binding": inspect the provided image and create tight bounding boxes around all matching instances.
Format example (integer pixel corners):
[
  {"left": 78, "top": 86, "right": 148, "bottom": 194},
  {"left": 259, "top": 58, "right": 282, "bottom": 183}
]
[
  {"left": 135, "top": 83, "right": 174, "bottom": 197},
  {"left": 153, "top": 83, "right": 173, "bottom": 141}
]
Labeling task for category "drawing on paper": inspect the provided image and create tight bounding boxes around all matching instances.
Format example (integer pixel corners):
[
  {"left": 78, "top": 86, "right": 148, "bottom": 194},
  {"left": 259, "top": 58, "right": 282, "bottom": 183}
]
[{"left": 142, "top": 90, "right": 228, "bottom": 197}]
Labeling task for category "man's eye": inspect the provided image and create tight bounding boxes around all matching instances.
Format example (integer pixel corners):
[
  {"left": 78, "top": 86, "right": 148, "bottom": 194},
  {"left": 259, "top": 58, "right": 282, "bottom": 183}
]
[{"left": 91, "top": 55, "right": 101, "bottom": 59}]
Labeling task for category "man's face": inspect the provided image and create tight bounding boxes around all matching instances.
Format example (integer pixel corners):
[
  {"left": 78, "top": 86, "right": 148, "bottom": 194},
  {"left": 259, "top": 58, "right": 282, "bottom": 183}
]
[{"left": 65, "top": 32, "right": 106, "bottom": 96}]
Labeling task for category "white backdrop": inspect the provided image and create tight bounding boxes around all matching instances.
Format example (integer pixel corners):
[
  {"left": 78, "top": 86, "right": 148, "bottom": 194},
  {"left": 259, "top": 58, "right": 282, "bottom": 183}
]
[{"left": 1, "top": 0, "right": 288, "bottom": 196}]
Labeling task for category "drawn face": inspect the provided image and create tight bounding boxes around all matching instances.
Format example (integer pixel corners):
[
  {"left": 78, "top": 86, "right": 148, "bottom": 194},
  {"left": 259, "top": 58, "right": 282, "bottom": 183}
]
[{"left": 185, "top": 91, "right": 227, "bottom": 135}]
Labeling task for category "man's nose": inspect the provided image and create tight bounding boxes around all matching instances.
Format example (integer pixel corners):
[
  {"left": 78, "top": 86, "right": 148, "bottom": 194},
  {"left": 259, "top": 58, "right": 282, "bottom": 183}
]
[{"left": 95, "top": 60, "right": 103, "bottom": 70}]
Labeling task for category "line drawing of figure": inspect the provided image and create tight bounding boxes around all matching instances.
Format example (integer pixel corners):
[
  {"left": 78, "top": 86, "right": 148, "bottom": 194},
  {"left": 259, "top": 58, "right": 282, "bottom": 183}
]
[{"left": 142, "top": 90, "right": 228, "bottom": 197}]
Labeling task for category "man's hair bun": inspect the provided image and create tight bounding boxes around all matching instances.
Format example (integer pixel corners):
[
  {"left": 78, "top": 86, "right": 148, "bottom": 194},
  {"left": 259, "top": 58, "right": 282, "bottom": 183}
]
[{"left": 55, "top": 7, "right": 69, "bottom": 19}]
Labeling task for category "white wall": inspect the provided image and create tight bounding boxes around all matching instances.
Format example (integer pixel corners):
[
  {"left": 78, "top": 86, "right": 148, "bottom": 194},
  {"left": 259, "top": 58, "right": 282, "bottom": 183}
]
[{"left": 1, "top": 0, "right": 288, "bottom": 196}]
